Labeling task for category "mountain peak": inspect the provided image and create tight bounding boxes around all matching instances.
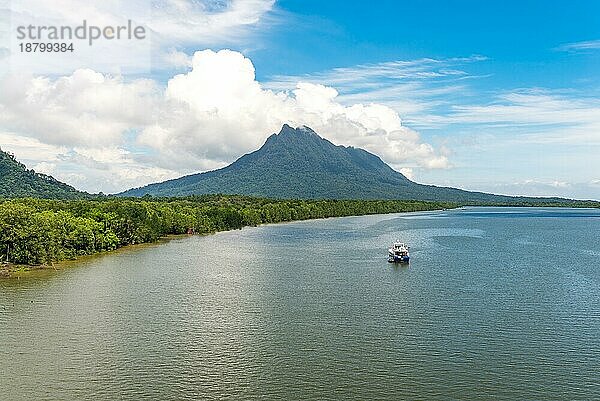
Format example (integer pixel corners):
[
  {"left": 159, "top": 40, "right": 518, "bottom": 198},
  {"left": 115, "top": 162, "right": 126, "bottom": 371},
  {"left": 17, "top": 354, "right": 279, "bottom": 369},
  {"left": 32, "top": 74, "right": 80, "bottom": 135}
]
[
  {"left": 277, "top": 124, "right": 319, "bottom": 137},
  {"left": 263, "top": 124, "right": 325, "bottom": 149},
  {"left": 121, "top": 124, "right": 421, "bottom": 199},
  {"left": 279, "top": 123, "right": 294, "bottom": 133},
  {"left": 118, "top": 124, "right": 562, "bottom": 203}
]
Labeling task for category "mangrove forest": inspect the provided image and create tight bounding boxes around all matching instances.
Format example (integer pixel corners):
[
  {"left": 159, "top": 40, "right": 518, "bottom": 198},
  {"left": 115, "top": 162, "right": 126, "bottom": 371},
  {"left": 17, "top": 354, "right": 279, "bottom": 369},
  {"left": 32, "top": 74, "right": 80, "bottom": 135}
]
[{"left": 0, "top": 195, "right": 456, "bottom": 267}]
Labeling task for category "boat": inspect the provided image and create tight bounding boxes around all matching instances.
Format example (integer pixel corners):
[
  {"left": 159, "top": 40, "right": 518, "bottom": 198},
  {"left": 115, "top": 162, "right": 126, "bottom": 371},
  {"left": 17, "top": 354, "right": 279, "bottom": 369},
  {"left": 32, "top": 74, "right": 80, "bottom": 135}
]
[{"left": 388, "top": 241, "right": 410, "bottom": 263}]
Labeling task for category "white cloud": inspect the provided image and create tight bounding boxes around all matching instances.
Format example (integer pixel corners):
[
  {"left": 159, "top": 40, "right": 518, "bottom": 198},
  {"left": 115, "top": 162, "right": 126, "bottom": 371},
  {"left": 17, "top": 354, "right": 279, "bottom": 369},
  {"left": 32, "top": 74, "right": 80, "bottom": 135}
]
[
  {"left": 143, "top": 49, "right": 449, "bottom": 171},
  {"left": 0, "top": 131, "right": 179, "bottom": 194},
  {"left": 148, "top": 0, "right": 275, "bottom": 44},
  {"left": 399, "top": 168, "right": 414, "bottom": 180},
  {"left": 0, "top": 131, "right": 66, "bottom": 162},
  {"left": 266, "top": 56, "right": 489, "bottom": 129},
  {"left": 163, "top": 49, "right": 193, "bottom": 68},
  {"left": 0, "top": 49, "right": 450, "bottom": 193},
  {"left": 448, "top": 89, "right": 600, "bottom": 144},
  {"left": 268, "top": 56, "right": 486, "bottom": 89},
  {"left": 0, "top": 69, "right": 159, "bottom": 148},
  {"left": 2, "top": 0, "right": 276, "bottom": 74},
  {"left": 556, "top": 39, "right": 600, "bottom": 52},
  {"left": 468, "top": 179, "right": 600, "bottom": 201}
]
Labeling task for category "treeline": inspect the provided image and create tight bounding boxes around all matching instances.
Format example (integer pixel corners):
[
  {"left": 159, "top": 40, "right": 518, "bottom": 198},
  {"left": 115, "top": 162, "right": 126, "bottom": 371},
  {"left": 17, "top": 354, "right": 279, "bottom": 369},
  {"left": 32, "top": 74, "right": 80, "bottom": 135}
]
[
  {"left": 468, "top": 200, "right": 600, "bottom": 208},
  {"left": 0, "top": 195, "right": 455, "bottom": 265}
]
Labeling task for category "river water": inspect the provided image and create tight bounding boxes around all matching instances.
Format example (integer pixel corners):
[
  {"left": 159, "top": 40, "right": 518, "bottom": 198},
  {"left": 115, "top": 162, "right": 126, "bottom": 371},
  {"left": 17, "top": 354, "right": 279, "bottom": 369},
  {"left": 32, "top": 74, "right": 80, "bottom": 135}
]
[{"left": 1, "top": 207, "right": 599, "bottom": 400}]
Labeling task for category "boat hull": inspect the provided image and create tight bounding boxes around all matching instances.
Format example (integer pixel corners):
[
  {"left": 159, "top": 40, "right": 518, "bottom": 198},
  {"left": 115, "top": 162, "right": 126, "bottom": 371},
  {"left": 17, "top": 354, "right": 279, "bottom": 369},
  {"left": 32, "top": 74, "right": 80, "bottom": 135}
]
[{"left": 388, "top": 255, "right": 410, "bottom": 263}]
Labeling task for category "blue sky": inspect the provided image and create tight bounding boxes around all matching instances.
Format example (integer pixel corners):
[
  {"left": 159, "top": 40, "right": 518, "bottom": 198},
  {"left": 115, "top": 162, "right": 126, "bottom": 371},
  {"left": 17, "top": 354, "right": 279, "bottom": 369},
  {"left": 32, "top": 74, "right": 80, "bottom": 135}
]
[
  {"left": 1, "top": 0, "right": 599, "bottom": 198},
  {"left": 255, "top": 0, "right": 599, "bottom": 81}
]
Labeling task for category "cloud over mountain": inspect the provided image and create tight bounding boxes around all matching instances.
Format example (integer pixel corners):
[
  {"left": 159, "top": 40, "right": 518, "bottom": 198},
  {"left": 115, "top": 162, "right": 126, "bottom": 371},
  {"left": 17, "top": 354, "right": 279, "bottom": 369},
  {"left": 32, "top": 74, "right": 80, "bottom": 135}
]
[{"left": 0, "top": 49, "right": 448, "bottom": 193}]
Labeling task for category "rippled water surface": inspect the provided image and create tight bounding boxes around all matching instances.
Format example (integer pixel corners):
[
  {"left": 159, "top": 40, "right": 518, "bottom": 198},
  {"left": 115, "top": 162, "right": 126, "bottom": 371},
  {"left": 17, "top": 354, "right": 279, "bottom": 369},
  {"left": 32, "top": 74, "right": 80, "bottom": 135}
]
[{"left": 1, "top": 207, "right": 599, "bottom": 400}]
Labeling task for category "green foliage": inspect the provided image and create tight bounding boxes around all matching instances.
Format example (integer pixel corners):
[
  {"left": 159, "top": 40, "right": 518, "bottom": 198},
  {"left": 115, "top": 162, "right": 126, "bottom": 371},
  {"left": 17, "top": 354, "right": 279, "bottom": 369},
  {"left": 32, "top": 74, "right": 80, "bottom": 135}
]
[
  {"left": 0, "top": 195, "right": 456, "bottom": 265},
  {"left": 0, "top": 148, "right": 85, "bottom": 199}
]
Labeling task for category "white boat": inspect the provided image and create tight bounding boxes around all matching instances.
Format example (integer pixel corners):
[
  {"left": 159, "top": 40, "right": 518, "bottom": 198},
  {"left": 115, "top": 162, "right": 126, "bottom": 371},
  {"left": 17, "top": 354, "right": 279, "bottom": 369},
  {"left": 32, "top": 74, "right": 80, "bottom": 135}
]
[{"left": 388, "top": 241, "right": 410, "bottom": 263}]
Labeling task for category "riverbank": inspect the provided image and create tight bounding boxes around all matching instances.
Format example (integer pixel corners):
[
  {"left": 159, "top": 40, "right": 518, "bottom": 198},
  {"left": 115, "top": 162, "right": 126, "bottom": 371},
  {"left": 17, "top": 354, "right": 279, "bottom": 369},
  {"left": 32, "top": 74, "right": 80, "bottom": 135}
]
[
  {"left": 0, "top": 234, "right": 190, "bottom": 279},
  {"left": 0, "top": 209, "right": 431, "bottom": 279},
  {"left": 0, "top": 196, "right": 458, "bottom": 278},
  {"left": 1, "top": 262, "right": 61, "bottom": 278}
]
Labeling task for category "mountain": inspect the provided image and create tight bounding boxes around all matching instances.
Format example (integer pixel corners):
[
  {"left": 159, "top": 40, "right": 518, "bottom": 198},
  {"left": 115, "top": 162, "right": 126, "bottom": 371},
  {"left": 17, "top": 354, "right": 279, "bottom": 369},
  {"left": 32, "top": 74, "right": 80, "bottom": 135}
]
[
  {"left": 120, "top": 124, "right": 577, "bottom": 204},
  {"left": 0, "top": 148, "right": 84, "bottom": 199}
]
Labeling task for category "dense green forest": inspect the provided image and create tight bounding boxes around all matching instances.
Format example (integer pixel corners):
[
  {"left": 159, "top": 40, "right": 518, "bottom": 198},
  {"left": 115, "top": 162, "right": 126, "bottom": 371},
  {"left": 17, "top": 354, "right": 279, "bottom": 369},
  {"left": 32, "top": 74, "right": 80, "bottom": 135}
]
[{"left": 0, "top": 195, "right": 456, "bottom": 267}]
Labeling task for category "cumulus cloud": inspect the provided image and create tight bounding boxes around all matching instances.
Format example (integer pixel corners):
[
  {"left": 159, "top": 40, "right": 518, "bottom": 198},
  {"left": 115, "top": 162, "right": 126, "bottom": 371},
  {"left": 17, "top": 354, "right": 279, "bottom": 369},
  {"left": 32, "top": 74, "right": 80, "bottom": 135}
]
[
  {"left": 399, "top": 168, "right": 414, "bottom": 180},
  {"left": 0, "top": 49, "right": 449, "bottom": 193},
  {"left": 143, "top": 49, "right": 449, "bottom": 170},
  {"left": 0, "top": 69, "right": 159, "bottom": 147}
]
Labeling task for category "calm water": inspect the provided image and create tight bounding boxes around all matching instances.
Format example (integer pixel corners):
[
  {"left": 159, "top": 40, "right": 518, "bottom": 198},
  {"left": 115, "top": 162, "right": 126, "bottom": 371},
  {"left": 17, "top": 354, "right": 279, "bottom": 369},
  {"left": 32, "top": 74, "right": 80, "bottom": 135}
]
[{"left": 1, "top": 207, "right": 599, "bottom": 400}]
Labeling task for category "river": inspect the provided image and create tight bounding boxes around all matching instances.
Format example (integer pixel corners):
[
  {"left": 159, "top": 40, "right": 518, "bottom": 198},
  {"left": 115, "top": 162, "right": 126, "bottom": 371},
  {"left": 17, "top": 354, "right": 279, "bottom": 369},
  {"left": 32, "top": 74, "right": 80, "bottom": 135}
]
[{"left": 1, "top": 207, "right": 599, "bottom": 400}]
